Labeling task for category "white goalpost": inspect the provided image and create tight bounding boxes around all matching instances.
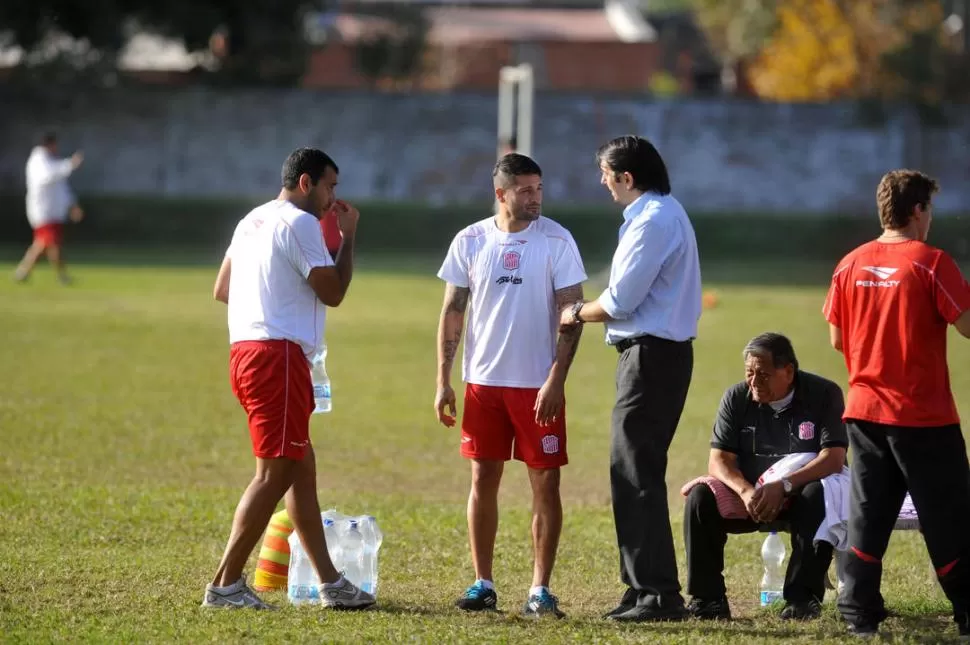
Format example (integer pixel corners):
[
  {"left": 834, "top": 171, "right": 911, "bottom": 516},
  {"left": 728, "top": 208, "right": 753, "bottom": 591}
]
[{"left": 497, "top": 63, "right": 534, "bottom": 159}]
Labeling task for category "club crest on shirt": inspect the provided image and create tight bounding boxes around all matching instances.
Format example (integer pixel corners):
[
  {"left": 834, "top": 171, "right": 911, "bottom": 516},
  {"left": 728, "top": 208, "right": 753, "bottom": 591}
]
[
  {"left": 541, "top": 434, "right": 560, "bottom": 454},
  {"left": 798, "top": 421, "right": 815, "bottom": 440},
  {"left": 502, "top": 250, "right": 521, "bottom": 271}
]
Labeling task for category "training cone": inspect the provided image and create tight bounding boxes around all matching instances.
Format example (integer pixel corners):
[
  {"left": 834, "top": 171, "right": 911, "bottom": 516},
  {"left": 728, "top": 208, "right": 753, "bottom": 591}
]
[
  {"left": 703, "top": 290, "right": 719, "bottom": 310},
  {"left": 253, "top": 509, "right": 295, "bottom": 591}
]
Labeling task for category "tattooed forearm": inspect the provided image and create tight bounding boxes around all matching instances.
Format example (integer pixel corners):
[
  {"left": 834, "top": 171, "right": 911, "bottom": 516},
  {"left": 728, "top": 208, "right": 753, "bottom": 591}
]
[
  {"left": 442, "top": 327, "right": 462, "bottom": 365},
  {"left": 551, "top": 283, "right": 584, "bottom": 380},
  {"left": 445, "top": 284, "right": 470, "bottom": 314},
  {"left": 437, "top": 284, "right": 468, "bottom": 383},
  {"left": 554, "top": 284, "right": 584, "bottom": 312}
]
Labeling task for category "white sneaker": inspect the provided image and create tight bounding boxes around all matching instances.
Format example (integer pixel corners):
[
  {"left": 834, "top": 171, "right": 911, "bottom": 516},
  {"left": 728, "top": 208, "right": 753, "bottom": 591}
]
[
  {"left": 201, "top": 578, "right": 277, "bottom": 610},
  {"left": 320, "top": 576, "right": 376, "bottom": 609}
]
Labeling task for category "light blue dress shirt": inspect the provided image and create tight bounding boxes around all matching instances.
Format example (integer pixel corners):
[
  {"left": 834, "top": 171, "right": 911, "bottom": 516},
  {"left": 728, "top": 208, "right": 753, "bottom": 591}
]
[{"left": 597, "top": 191, "right": 703, "bottom": 345}]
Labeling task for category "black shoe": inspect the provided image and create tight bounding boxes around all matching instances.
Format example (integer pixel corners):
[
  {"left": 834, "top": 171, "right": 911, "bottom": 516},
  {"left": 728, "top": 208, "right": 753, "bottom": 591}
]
[
  {"left": 846, "top": 622, "right": 879, "bottom": 638},
  {"left": 781, "top": 598, "right": 822, "bottom": 620},
  {"left": 455, "top": 581, "right": 497, "bottom": 611},
  {"left": 687, "top": 596, "right": 732, "bottom": 620},
  {"left": 609, "top": 595, "right": 688, "bottom": 623},
  {"left": 603, "top": 588, "right": 638, "bottom": 619}
]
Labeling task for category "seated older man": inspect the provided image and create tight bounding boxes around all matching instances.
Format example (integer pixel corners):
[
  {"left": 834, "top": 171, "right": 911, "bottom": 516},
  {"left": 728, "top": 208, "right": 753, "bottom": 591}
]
[{"left": 684, "top": 332, "right": 848, "bottom": 621}]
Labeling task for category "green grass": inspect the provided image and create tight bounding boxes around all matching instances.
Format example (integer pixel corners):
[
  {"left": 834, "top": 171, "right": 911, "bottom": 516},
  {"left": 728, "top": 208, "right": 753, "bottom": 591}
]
[{"left": 1, "top": 256, "right": 969, "bottom": 643}]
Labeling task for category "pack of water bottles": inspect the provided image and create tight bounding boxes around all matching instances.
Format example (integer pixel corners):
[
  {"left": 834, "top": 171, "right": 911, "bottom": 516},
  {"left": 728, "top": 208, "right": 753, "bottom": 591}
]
[{"left": 287, "top": 509, "right": 383, "bottom": 605}]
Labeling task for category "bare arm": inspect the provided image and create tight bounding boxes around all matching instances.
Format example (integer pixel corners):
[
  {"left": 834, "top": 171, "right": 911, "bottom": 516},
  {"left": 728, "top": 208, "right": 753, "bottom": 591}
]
[
  {"left": 213, "top": 256, "right": 231, "bottom": 304},
  {"left": 550, "top": 283, "right": 585, "bottom": 383},
  {"left": 434, "top": 284, "right": 469, "bottom": 426},
  {"left": 829, "top": 323, "right": 843, "bottom": 352},
  {"left": 708, "top": 449, "right": 755, "bottom": 498},
  {"left": 955, "top": 310, "right": 970, "bottom": 339},
  {"left": 307, "top": 231, "right": 355, "bottom": 307},
  {"left": 437, "top": 284, "right": 469, "bottom": 387}
]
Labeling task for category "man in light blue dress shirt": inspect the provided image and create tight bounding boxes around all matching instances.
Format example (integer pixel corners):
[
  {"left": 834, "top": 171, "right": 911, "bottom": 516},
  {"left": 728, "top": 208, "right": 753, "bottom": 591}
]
[{"left": 560, "top": 135, "right": 702, "bottom": 622}]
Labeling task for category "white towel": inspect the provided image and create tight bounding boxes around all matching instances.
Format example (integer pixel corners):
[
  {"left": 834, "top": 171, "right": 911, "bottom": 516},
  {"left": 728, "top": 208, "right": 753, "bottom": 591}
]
[{"left": 753, "top": 452, "right": 850, "bottom": 550}]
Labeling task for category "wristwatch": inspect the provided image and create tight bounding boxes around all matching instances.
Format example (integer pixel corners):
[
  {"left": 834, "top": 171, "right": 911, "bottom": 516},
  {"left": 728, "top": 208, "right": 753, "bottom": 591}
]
[
  {"left": 781, "top": 478, "right": 793, "bottom": 495},
  {"left": 570, "top": 300, "right": 585, "bottom": 324}
]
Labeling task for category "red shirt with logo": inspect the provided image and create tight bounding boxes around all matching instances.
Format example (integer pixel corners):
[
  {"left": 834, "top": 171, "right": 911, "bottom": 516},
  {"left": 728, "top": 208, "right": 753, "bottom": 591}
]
[{"left": 823, "top": 240, "right": 970, "bottom": 427}]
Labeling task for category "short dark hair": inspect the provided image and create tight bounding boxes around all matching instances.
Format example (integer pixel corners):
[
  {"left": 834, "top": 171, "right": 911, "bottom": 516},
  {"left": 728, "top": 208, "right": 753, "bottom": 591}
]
[
  {"left": 876, "top": 169, "right": 939, "bottom": 229},
  {"left": 596, "top": 135, "right": 671, "bottom": 195},
  {"left": 281, "top": 148, "right": 339, "bottom": 190},
  {"left": 743, "top": 332, "right": 799, "bottom": 371},
  {"left": 41, "top": 131, "right": 57, "bottom": 146},
  {"left": 493, "top": 152, "right": 542, "bottom": 187}
]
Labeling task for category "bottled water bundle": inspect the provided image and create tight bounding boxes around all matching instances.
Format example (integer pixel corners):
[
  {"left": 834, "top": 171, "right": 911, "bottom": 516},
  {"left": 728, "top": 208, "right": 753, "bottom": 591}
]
[{"left": 287, "top": 509, "right": 383, "bottom": 605}]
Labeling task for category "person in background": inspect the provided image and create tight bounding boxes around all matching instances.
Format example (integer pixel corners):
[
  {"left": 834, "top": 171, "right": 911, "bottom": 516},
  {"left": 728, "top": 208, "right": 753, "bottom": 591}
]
[
  {"left": 823, "top": 169, "right": 970, "bottom": 639},
  {"left": 15, "top": 132, "right": 85, "bottom": 285}
]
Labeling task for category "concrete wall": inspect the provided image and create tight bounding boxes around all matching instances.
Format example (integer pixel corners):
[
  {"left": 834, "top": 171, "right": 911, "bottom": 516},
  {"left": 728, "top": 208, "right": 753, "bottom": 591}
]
[{"left": 2, "top": 86, "right": 969, "bottom": 214}]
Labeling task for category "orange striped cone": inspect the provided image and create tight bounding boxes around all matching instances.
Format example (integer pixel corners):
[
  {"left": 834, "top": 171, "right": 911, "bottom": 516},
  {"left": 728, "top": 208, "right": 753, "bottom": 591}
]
[{"left": 253, "top": 509, "right": 295, "bottom": 591}]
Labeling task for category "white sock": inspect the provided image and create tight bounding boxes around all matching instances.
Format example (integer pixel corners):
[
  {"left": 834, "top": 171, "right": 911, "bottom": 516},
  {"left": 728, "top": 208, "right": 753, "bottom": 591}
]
[
  {"left": 322, "top": 575, "right": 346, "bottom": 588},
  {"left": 476, "top": 578, "right": 495, "bottom": 591},
  {"left": 530, "top": 585, "right": 549, "bottom": 597}
]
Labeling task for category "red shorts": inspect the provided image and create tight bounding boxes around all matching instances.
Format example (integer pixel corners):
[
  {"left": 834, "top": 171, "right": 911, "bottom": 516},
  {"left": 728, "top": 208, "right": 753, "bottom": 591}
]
[
  {"left": 461, "top": 384, "right": 567, "bottom": 469},
  {"left": 33, "top": 223, "right": 64, "bottom": 247},
  {"left": 229, "top": 340, "right": 313, "bottom": 460}
]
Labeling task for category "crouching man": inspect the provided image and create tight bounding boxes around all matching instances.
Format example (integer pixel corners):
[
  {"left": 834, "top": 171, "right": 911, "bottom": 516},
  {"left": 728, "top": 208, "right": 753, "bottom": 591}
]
[{"left": 684, "top": 333, "right": 847, "bottom": 620}]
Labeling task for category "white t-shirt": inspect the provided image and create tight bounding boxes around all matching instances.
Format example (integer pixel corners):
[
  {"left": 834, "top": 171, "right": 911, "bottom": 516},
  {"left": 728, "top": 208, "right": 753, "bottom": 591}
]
[
  {"left": 25, "top": 147, "right": 76, "bottom": 228},
  {"left": 226, "top": 200, "right": 334, "bottom": 359},
  {"left": 437, "top": 216, "right": 587, "bottom": 388}
]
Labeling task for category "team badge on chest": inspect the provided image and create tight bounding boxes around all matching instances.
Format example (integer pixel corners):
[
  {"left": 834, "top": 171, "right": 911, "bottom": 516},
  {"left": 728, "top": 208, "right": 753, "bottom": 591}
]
[
  {"left": 502, "top": 250, "right": 521, "bottom": 270},
  {"left": 798, "top": 421, "right": 815, "bottom": 440}
]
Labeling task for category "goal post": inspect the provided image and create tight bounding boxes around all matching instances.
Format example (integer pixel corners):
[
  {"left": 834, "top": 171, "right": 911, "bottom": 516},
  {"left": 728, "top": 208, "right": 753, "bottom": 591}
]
[{"left": 497, "top": 63, "right": 534, "bottom": 160}]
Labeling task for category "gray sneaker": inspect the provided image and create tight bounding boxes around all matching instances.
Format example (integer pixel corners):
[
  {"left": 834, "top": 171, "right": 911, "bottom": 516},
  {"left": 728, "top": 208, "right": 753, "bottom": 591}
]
[
  {"left": 201, "top": 578, "right": 277, "bottom": 610},
  {"left": 320, "top": 576, "right": 376, "bottom": 609}
]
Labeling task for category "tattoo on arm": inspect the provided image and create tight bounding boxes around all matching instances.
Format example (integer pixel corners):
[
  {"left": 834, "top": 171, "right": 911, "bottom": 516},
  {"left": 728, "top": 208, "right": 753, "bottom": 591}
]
[
  {"left": 553, "top": 284, "right": 584, "bottom": 373},
  {"left": 445, "top": 284, "right": 470, "bottom": 314},
  {"left": 438, "top": 284, "right": 469, "bottom": 378},
  {"left": 442, "top": 326, "right": 462, "bottom": 365}
]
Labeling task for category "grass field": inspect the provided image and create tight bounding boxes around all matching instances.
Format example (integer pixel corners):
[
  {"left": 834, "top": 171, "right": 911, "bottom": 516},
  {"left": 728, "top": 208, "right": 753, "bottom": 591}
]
[{"left": 2, "top": 252, "right": 969, "bottom": 644}]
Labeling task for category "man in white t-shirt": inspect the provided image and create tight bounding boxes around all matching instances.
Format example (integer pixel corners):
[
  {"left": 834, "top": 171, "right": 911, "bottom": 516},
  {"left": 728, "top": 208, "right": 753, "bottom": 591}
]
[
  {"left": 14, "top": 132, "right": 85, "bottom": 285},
  {"left": 203, "top": 147, "right": 374, "bottom": 611},
  {"left": 434, "top": 153, "right": 588, "bottom": 619}
]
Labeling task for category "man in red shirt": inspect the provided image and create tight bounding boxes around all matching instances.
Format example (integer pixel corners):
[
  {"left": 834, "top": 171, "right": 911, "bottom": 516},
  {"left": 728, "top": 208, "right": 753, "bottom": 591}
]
[{"left": 823, "top": 169, "right": 970, "bottom": 638}]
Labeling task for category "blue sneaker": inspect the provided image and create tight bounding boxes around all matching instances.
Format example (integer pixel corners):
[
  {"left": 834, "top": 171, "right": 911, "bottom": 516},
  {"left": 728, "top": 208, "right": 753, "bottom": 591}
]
[
  {"left": 456, "top": 581, "right": 497, "bottom": 611},
  {"left": 523, "top": 588, "right": 566, "bottom": 619}
]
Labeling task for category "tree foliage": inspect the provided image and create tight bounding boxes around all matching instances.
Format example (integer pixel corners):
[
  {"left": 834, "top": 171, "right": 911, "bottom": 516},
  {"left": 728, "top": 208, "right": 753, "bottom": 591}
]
[
  {"left": 0, "top": 0, "right": 326, "bottom": 85},
  {"left": 692, "top": 0, "right": 969, "bottom": 107}
]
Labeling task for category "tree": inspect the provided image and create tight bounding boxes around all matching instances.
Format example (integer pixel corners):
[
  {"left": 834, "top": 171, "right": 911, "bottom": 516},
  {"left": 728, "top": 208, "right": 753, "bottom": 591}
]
[
  {"left": 692, "top": 0, "right": 967, "bottom": 108},
  {"left": 0, "top": 0, "right": 327, "bottom": 85}
]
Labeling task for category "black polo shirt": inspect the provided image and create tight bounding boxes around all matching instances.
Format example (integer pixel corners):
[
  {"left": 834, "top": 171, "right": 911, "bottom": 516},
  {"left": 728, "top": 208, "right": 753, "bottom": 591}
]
[{"left": 710, "top": 370, "right": 849, "bottom": 485}]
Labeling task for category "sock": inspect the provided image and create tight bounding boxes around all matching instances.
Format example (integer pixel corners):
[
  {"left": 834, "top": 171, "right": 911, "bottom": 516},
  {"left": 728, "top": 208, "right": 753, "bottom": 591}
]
[
  {"left": 530, "top": 585, "right": 549, "bottom": 597},
  {"left": 211, "top": 578, "right": 245, "bottom": 593},
  {"left": 476, "top": 578, "right": 494, "bottom": 591}
]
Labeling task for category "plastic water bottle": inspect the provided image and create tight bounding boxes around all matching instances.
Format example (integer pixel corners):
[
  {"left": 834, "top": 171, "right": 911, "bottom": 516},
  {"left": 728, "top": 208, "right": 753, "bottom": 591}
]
[
  {"left": 311, "top": 345, "right": 331, "bottom": 414},
  {"left": 341, "top": 520, "right": 365, "bottom": 589},
  {"left": 760, "top": 531, "right": 786, "bottom": 606},
  {"left": 359, "top": 515, "right": 384, "bottom": 596},
  {"left": 287, "top": 531, "right": 321, "bottom": 605}
]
